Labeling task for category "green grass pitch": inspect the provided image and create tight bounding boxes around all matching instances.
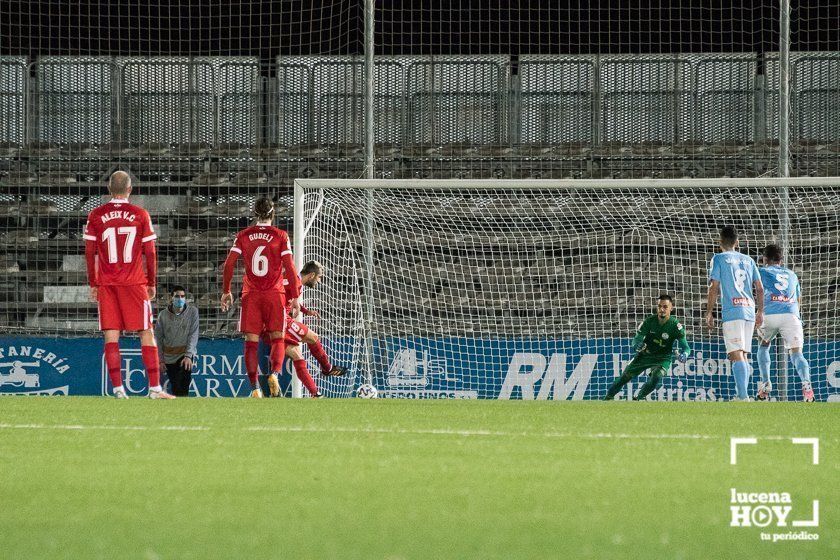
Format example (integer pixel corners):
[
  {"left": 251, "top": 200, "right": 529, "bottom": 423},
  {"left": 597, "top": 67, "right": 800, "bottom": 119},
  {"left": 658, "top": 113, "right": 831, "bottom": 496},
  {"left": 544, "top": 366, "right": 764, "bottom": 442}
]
[{"left": 1, "top": 398, "right": 837, "bottom": 559}]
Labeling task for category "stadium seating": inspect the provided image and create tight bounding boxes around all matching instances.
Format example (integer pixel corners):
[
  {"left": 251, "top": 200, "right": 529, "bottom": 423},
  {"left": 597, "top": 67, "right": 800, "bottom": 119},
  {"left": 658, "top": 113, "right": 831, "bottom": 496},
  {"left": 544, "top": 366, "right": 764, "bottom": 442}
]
[
  {"left": 0, "top": 56, "right": 27, "bottom": 146},
  {"left": 1, "top": 52, "right": 839, "bottom": 334}
]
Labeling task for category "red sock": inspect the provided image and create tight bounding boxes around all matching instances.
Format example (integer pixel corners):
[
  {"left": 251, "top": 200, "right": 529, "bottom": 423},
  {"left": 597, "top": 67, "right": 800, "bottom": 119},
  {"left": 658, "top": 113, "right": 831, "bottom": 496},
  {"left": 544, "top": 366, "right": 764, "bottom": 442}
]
[
  {"left": 308, "top": 340, "right": 332, "bottom": 373},
  {"left": 104, "top": 342, "right": 122, "bottom": 389},
  {"left": 244, "top": 341, "right": 259, "bottom": 387},
  {"left": 294, "top": 359, "right": 319, "bottom": 396},
  {"left": 269, "top": 337, "right": 286, "bottom": 373},
  {"left": 141, "top": 345, "right": 160, "bottom": 388}
]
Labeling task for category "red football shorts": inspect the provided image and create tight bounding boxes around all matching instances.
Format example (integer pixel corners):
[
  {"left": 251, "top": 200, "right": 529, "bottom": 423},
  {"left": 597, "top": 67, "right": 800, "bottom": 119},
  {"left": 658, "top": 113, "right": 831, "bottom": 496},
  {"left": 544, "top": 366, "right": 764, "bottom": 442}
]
[
  {"left": 97, "top": 284, "right": 153, "bottom": 331},
  {"left": 284, "top": 319, "right": 310, "bottom": 346},
  {"left": 239, "top": 290, "right": 286, "bottom": 334}
]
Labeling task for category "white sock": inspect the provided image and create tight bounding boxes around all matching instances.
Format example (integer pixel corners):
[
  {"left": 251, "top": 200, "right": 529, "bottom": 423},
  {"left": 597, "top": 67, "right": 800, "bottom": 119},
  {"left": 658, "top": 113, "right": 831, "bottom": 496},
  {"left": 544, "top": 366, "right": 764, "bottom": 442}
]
[
  {"left": 150, "top": 385, "right": 162, "bottom": 392},
  {"left": 113, "top": 386, "right": 124, "bottom": 393}
]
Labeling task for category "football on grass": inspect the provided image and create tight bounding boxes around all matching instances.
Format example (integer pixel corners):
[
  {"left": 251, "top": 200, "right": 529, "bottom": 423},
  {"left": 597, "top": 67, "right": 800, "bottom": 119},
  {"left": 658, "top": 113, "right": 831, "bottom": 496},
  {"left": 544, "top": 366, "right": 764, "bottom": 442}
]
[{"left": 356, "top": 384, "right": 378, "bottom": 399}]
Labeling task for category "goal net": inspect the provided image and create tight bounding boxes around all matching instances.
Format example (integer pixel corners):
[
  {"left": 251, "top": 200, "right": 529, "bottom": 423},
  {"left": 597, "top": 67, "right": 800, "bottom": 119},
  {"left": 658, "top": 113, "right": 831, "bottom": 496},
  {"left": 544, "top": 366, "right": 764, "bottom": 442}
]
[{"left": 295, "top": 177, "right": 840, "bottom": 402}]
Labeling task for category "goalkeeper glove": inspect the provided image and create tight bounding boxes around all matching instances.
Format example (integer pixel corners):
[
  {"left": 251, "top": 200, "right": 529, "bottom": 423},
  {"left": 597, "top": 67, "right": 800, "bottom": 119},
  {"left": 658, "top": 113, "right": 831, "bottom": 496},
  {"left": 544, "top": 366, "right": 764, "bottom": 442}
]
[{"left": 677, "top": 352, "right": 689, "bottom": 363}]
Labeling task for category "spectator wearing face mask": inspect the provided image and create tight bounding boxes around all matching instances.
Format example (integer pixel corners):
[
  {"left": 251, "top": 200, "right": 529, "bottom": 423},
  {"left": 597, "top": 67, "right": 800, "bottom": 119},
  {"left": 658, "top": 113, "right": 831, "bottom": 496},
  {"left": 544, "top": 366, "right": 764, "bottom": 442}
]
[{"left": 154, "top": 285, "right": 199, "bottom": 396}]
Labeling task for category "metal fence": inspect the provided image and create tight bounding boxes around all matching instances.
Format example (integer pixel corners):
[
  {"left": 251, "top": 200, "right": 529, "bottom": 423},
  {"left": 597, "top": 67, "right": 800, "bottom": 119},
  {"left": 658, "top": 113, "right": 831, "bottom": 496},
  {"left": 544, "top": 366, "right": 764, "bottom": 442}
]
[
  {"left": 0, "top": 50, "right": 839, "bottom": 335},
  {"left": 3, "top": 53, "right": 840, "bottom": 145}
]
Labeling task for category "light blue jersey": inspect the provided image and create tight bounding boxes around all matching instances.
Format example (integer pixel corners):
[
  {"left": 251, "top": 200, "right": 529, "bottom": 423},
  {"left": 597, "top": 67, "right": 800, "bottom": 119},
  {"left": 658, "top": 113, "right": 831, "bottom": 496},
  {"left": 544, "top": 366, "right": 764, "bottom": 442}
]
[
  {"left": 760, "top": 265, "right": 801, "bottom": 317},
  {"left": 708, "top": 250, "right": 762, "bottom": 322}
]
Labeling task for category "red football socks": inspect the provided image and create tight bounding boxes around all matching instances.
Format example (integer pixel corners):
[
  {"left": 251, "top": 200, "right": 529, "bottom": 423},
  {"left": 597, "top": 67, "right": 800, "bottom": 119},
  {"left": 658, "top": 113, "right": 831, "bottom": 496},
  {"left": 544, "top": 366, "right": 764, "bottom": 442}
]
[
  {"left": 308, "top": 340, "right": 332, "bottom": 373},
  {"left": 104, "top": 342, "right": 122, "bottom": 389},
  {"left": 244, "top": 340, "right": 259, "bottom": 387},
  {"left": 269, "top": 337, "right": 286, "bottom": 373},
  {"left": 293, "top": 359, "right": 319, "bottom": 396},
  {"left": 141, "top": 345, "right": 160, "bottom": 388}
]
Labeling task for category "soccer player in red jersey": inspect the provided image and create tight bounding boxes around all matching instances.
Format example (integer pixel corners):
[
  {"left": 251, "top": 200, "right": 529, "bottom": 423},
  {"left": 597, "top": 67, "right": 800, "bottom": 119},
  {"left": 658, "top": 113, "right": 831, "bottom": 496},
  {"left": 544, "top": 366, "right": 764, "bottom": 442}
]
[
  {"left": 83, "top": 171, "right": 174, "bottom": 399},
  {"left": 221, "top": 198, "right": 301, "bottom": 398},
  {"left": 262, "top": 261, "right": 346, "bottom": 398},
  {"left": 266, "top": 260, "right": 346, "bottom": 398}
]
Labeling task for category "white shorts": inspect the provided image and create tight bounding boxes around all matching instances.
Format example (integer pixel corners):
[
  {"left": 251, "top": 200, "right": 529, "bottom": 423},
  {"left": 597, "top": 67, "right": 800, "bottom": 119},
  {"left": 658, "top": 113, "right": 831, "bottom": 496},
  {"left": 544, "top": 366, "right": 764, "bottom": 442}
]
[
  {"left": 757, "top": 313, "right": 804, "bottom": 349},
  {"left": 722, "top": 320, "right": 755, "bottom": 354}
]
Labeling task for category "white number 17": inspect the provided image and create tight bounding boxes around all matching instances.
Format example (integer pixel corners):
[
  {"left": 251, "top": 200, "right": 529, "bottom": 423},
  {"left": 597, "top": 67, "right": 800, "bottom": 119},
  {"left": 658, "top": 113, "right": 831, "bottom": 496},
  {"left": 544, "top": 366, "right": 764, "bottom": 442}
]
[{"left": 102, "top": 226, "right": 137, "bottom": 264}]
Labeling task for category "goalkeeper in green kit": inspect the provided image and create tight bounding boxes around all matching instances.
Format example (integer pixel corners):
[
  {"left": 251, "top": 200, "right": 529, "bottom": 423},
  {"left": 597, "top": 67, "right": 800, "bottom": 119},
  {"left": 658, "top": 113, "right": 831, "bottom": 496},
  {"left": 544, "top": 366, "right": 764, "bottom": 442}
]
[{"left": 603, "top": 294, "right": 691, "bottom": 400}]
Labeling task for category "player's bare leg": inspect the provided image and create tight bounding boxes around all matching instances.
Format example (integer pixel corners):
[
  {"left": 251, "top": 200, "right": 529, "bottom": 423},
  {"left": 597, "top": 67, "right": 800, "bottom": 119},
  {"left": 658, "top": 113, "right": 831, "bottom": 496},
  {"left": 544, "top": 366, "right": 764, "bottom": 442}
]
[
  {"left": 287, "top": 344, "right": 323, "bottom": 398},
  {"left": 244, "top": 332, "right": 263, "bottom": 398},
  {"left": 140, "top": 329, "right": 175, "bottom": 399},
  {"left": 301, "top": 330, "right": 346, "bottom": 377}
]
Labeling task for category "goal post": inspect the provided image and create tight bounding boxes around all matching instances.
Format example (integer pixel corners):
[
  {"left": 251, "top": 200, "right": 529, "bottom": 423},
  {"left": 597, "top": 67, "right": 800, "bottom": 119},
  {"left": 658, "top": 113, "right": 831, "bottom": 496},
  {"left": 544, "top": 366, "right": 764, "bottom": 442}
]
[{"left": 294, "top": 177, "right": 840, "bottom": 402}]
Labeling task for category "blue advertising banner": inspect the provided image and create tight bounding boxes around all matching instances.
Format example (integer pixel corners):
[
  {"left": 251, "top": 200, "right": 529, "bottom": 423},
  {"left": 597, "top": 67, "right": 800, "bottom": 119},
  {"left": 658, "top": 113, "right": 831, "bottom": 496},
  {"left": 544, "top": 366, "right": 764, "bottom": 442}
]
[
  {"left": 0, "top": 336, "right": 837, "bottom": 401},
  {"left": 370, "top": 337, "right": 838, "bottom": 401},
  {"left": 0, "top": 337, "right": 251, "bottom": 397}
]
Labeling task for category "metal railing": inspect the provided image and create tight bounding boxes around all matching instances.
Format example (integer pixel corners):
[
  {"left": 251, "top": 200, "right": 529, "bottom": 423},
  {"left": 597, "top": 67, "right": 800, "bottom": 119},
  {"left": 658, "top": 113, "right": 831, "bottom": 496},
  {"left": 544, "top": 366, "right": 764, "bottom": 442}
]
[{"left": 5, "top": 52, "right": 836, "bottom": 152}]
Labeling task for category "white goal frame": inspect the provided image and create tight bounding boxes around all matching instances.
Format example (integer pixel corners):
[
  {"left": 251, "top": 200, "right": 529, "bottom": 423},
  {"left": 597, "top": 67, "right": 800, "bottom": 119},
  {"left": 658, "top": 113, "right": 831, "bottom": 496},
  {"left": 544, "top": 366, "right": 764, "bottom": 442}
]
[{"left": 293, "top": 177, "right": 840, "bottom": 400}]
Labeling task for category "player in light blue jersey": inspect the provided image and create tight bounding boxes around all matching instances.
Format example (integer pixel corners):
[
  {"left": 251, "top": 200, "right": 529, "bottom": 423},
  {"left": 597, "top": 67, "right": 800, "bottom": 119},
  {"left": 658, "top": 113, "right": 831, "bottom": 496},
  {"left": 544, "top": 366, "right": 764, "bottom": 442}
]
[
  {"left": 755, "top": 244, "right": 814, "bottom": 402},
  {"left": 705, "top": 226, "right": 764, "bottom": 401}
]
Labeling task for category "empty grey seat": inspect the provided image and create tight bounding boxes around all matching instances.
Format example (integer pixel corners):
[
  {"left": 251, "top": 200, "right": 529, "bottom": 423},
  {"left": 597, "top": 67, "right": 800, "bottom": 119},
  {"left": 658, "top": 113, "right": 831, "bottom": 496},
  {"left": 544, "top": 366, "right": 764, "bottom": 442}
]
[
  {"left": 601, "top": 55, "right": 692, "bottom": 145},
  {"left": 60, "top": 255, "right": 86, "bottom": 272},
  {"left": 209, "top": 200, "right": 252, "bottom": 216},
  {"left": 176, "top": 142, "right": 211, "bottom": 155},
  {"left": 177, "top": 261, "right": 216, "bottom": 274},
  {"left": 119, "top": 57, "right": 215, "bottom": 145},
  {"left": 693, "top": 54, "right": 756, "bottom": 144},
  {"left": 158, "top": 262, "right": 178, "bottom": 274},
  {"left": 36, "top": 57, "right": 115, "bottom": 145},
  {"left": 0, "top": 57, "right": 26, "bottom": 145},
  {"left": 191, "top": 173, "right": 231, "bottom": 186},
  {"left": 195, "top": 231, "right": 235, "bottom": 247},
  {"left": 187, "top": 199, "right": 213, "bottom": 215},
  {"left": 520, "top": 55, "right": 595, "bottom": 144},
  {"left": 0, "top": 256, "right": 19, "bottom": 273},
  {"left": 794, "top": 53, "right": 840, "bottom": 142},
  {"left": 1, "top": 230, "right": 39, "bottom": 244},
  {"left": 217, "top": 58, "right": 261, "bottom": 145}
]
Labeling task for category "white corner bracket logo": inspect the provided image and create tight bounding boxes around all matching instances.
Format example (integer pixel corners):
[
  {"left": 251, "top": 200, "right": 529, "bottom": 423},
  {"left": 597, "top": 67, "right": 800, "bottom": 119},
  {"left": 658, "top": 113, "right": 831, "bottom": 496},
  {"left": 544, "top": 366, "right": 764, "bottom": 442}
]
[
  {"left": 729, "top": 437, "right": 820, "bottom": 543},
  {"left": 101, "top": 348, "right": 147, "bottom": 396}
]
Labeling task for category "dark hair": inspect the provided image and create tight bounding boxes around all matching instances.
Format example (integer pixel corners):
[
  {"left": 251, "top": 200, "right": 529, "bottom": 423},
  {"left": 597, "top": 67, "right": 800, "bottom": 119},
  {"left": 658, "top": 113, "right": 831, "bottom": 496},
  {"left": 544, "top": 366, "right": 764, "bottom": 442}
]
[
  {"left": 720, "top": 225, "right": 738, "bottom": 248},
  {"left": 301, "top": 260, "right": 324, "bottom": 276},
  {"left": 254, "top": 197, "right": 275, "bottom": 220},
  {"left": 658, "top": 294, "right": 674, "bottom": 305},
  {"left": 170, "top": 285, "right": 187, "bottom": 296},
  {"left": 762, "top": 244, "right": 783, "bottom": 264}
]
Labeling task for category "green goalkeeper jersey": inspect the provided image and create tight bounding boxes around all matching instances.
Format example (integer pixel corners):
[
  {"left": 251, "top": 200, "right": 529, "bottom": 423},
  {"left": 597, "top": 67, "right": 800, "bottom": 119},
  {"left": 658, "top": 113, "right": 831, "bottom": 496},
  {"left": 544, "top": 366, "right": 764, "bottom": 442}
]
[{"left": 633, "top": 315, "right": 690, "bottom": 360}]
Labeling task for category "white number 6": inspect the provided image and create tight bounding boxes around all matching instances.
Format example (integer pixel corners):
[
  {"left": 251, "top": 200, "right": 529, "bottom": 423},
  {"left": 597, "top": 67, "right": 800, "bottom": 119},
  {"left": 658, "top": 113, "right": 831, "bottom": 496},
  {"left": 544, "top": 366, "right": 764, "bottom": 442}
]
[{"left": 252, "top": 245, "right": 269, "bottom": 277}]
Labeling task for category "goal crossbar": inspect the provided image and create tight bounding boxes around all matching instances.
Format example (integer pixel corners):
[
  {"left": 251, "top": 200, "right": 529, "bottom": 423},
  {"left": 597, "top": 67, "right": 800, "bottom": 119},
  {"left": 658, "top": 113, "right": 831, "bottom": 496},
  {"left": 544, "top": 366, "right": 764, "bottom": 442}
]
[{"left": 295, "top": 177, "right": 840, "bottom": 191}]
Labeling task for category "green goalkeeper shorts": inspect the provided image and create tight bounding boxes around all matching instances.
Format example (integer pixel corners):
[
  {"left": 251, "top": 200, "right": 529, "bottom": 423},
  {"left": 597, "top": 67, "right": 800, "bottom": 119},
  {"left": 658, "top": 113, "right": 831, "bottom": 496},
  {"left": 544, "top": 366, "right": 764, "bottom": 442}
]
[{"left": 623, "top": 354, "right": 672, "bottom": 378}]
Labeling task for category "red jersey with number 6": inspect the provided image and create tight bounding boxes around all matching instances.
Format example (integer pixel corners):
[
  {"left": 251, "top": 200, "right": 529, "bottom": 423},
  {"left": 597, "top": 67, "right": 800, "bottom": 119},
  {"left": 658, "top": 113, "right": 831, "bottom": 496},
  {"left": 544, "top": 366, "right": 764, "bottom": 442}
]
[
  {"left": 224, "top": 224, "right": 301, "bottom": 297},
  {"left": 83, "top": 198, "right": 157, "bottom": 286}
]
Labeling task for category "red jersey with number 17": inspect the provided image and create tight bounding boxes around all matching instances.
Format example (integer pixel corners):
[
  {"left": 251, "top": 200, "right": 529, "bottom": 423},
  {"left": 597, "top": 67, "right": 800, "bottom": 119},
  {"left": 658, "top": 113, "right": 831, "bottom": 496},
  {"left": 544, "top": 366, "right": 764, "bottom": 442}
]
[
  {"left": 83, "top": 198, "right": 157, "bottom": 286},
  {"left": 229, "top": 225, "right": 299, "bottom": 295}
]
